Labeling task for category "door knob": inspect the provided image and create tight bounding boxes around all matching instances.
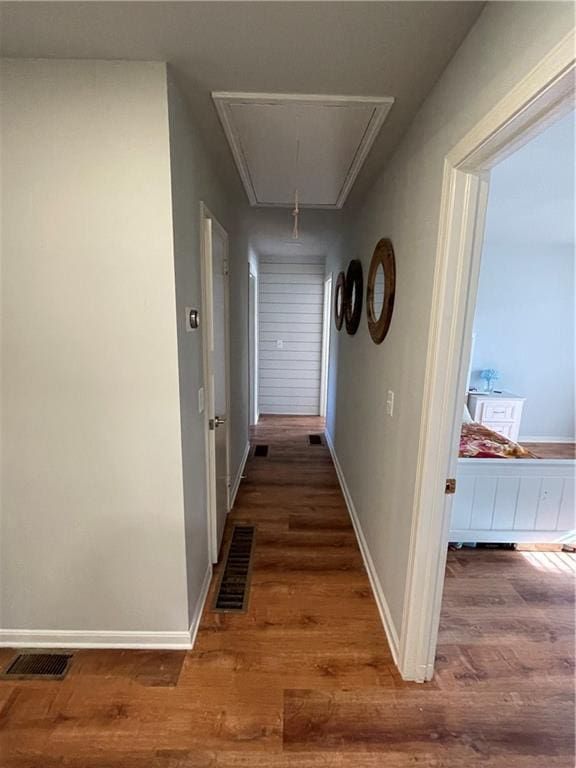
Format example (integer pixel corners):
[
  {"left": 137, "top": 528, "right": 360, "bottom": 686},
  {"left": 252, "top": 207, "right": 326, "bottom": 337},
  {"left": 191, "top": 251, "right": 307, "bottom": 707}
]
[{"left": 209, "top": 416, "right": 227, "bottom": 430}]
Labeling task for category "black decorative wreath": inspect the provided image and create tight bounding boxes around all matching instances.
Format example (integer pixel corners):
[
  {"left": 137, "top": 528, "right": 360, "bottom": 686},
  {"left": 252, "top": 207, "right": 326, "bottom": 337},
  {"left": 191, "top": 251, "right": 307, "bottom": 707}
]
[
  {"left": 345, "top": 259, "right": 363, "bottom": 335},
  {"left": 334, "top": 271, "right": 346, "bottom": 331}
]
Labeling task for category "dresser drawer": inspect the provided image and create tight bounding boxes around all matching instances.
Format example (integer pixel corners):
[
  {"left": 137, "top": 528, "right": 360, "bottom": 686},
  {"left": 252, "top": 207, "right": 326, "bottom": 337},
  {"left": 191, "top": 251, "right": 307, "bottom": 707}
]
[
  {"left": 479, "top": 401, "right": 520, "bottom": 422},
  {"left": 483, "top": 421, "right": 517, "bottom": 439},
  {"left": 467, "top": 393, "right": 525, "bottom": 444}
]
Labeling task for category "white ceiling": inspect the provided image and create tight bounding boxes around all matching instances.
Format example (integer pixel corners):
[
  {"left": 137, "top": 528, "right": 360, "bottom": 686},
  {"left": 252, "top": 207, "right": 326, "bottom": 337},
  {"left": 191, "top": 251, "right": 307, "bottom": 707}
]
[
  {"left": 0, "top": 1, "right": 485, "bottom": 208},
  {"left": 244, "top": 206, "right": 349, "bottom": 261},
  {"left": 213, "top": 93, "right": 394, "bottom": 208}
]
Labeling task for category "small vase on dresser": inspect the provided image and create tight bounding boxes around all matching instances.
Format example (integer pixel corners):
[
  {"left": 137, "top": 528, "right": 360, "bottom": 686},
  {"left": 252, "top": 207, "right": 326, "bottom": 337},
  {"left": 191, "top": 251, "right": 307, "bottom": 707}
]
[{"left": 467, "top": 391, "right": 526, "bottom": 442}]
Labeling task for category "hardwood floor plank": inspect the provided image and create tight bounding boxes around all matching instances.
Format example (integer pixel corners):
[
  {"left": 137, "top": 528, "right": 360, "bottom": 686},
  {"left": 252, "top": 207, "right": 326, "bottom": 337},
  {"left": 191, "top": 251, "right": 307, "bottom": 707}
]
[
  {"left": 3, "top": 753, "right": 575, "bottom": 768},
  {"left": 521, "top": 442, "right": 576, "bottom": 459},
  {"left": 435, "top": 643, "right": 575, "bottom": 690},
  {"left": 67, "top": 650, "right": 186, "bottom": 687},
  {"left": 438, "top": 606, "right": 575, "bottom": 645},
  {"left": 283, "top": 688, "right": 573, "bottom": 758},
  {"left": 441, "top": 578, "right": 529, "bottom": 608}
]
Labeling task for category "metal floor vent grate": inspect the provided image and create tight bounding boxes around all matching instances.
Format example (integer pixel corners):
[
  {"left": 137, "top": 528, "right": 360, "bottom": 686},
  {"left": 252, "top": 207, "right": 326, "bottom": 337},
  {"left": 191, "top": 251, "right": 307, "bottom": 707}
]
[
  {"left": 213, "top": 525, "right": 256, "bottom": 613},
  {"left": 309, "top": 434, "right": 323, "bottom": 445},
  {"left": 2, "top": 652, "right": 72, "bottom": 680},
  {"left": 254, "top": 444, "right": 269, "bottom": 457}
]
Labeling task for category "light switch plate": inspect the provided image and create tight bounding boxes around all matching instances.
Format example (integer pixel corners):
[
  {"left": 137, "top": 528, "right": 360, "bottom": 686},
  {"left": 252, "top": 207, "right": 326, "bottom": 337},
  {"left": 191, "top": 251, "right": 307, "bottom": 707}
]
[{"left": 386, "top": 390, "right": 394, "bottom": 417}]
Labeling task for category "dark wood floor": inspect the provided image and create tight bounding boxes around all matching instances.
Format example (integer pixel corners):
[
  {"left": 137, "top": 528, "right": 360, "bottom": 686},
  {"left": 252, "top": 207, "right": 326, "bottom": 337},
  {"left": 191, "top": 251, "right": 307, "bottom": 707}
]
[
  {"left": 1, "top": 415, "right": 574, "bottom": 766},
  {"left": 522, "top": 442, "right": 576, "bottom": 459}
]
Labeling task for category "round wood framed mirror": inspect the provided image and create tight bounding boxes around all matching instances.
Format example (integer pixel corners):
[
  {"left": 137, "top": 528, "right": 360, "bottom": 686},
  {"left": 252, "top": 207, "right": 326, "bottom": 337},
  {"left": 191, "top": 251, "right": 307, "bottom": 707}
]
[
  {"left": 345, "top": 259, "right": 363, "bottom": 335},
  {"left": 334, "top": 271, "right": 346, "bottom": 330},
  {"left": 367, "top": 238, "right": 396, "bottom": 344}
]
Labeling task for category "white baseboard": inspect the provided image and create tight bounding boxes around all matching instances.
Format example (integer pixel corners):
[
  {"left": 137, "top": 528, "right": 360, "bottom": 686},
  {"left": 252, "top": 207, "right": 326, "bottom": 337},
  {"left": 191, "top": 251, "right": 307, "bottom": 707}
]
[
  {"left": 259, "top": 410, "right": 320, "bottom": 417},
  {"left": 0, "top": 564, "right": 215, "bottom": 652},
  {"left": 324, "top": 430, "right": 400, "bottom": 666},
  {"left": 230, "top": 441, "right": 250, "bottom": 510},
  {"left": 520, "top": 435, "right": 575, "bottom": 444},
  {"left": 0, "top": 628, "right": 192, "bottom": 650},
  {"left": 189, "top": 563, "right": 213, "bottom": 649}
]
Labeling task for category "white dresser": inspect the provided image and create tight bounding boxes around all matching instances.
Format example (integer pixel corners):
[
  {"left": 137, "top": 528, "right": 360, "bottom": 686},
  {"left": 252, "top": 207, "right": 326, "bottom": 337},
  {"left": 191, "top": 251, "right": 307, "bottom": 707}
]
[{"left": 467, "top": 391, "right": 526, "bottom": 442}]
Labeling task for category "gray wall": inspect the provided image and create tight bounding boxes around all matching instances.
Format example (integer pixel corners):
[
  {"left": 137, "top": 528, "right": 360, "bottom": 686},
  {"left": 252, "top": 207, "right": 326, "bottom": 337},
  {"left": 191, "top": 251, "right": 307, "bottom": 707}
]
[
  {"left": 0, "top": 59, "right": 252, "bottom": 638},
  {"left": 472, "top": 111, "right": 575, "bottom": 441},
  {"left": 0, "top": 60, "right": 189, "bottom": 633},
  {"left": 327, "top": 2, "right": 575, "bottom": 637},
  {"left": 166, "top": 74, "right": 239, "bottom": 624},
  {"left": 258, "top": 253, "right": 325, "bottom": 415}
]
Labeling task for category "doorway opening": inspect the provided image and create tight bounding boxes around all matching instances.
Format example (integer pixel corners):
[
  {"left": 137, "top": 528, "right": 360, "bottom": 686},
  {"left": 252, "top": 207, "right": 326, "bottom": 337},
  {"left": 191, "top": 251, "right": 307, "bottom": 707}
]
[
  {"left": 400, "top": 35, "right": 575, "bottom": 682},
  {"left": 437, "top": 107, "right": 575, "bottom": 692},
  {"left": 257, "top": 253, "right": 327, "bottom": 417}
]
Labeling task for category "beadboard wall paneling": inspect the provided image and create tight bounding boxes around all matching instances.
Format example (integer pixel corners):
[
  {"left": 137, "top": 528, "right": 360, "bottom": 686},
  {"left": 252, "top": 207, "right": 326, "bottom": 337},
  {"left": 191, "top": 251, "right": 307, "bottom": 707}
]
[{"left": 258, "top": 254, "right": 325, "bottom": 415}]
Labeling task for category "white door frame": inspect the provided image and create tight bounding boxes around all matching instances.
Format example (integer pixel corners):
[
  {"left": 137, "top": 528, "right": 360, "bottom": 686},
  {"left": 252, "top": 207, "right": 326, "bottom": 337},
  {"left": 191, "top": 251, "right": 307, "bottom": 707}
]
[
  {"left": 248, "top": 266, "right": 258, "bottom": 426},
  {"left": 400, "top": 31, "right": 575, "bottom": 682},
  {"left": 320, "top": 273, "right": 333, "bottom": 418},
  {"left": 200, "top": 201, "right": 231, "bottom": 564}
]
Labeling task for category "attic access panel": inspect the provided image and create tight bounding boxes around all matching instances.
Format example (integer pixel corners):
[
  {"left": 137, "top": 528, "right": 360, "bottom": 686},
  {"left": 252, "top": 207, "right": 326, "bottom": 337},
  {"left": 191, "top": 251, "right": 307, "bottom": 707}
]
[{"left": 212, "top": 93, "right": 394, "bottom": 209}]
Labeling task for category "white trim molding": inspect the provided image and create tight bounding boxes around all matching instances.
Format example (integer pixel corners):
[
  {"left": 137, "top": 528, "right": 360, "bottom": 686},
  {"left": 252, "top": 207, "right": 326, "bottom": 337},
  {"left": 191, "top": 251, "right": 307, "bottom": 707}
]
[
  {"left": 189, "top": 563, "right": 213, "bottom": 649},
  {"left": 0, "top": 629, "right": 192, "bottom": 651},
  {"left": 519, "top": 435, "right": 576, "bottom": 444},
  {"left": 230, "top": 441, "right": 250, "bottom": 511},
  {"left": 212, "top": 91, "right": 394, "bottom": 209},
  {"left": 403, "top": 29, "right": 576, "bottom": 684},
  {"left": 320, "top": 274, "right": 333, "bottom": 418},
  {"left": 325, "top": 430, "right": 400, "bottom": 665}
]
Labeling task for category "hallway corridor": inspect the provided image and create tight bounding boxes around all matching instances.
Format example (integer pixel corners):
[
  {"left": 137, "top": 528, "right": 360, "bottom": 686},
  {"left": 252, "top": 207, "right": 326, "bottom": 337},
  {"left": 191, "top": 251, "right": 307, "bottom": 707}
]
[
  {"left": 0, "top": 417, "right": 573, "bottom": 766},
  {"left": 200, "top": 413, "right": 399, "bottom": 692}
]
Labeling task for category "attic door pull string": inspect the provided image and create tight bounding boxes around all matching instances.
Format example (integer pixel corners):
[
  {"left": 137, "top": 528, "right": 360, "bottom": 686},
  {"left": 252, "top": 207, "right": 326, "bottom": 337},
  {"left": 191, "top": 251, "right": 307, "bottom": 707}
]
[{"left": 292, "top": 139, "right": 300, "bottom": 240}]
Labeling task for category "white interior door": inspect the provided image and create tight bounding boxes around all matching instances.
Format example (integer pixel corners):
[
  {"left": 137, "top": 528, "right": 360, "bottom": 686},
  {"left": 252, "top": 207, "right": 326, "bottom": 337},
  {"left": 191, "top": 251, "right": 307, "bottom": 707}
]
[
  {"left": 320, "top": 274, "right": 332, "bottom": 418},
  {"left": 201, "top": 207, "right": 230, "bottom": 563},
  {"left": 248, "top": 269, "right": 258, "bottom": 425}
]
